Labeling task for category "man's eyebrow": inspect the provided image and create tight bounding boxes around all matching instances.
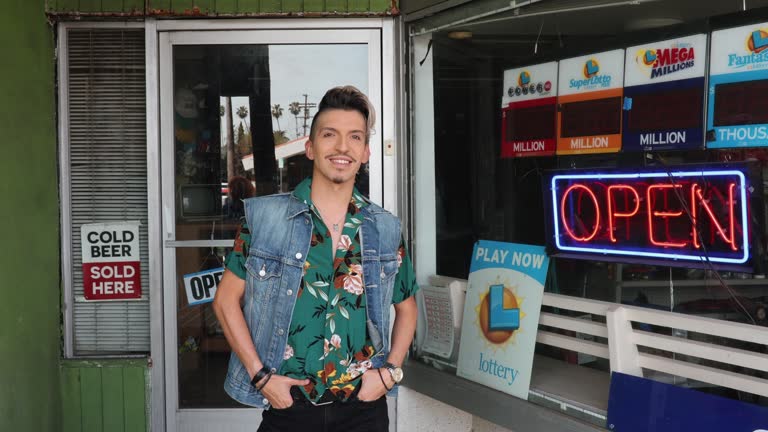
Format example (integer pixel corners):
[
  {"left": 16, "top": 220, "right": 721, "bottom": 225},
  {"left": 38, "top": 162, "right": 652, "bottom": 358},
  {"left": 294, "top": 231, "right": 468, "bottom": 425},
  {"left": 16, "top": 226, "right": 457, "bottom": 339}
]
[{"left": 319, "top": 127, "right": 366, "bottom": 134}]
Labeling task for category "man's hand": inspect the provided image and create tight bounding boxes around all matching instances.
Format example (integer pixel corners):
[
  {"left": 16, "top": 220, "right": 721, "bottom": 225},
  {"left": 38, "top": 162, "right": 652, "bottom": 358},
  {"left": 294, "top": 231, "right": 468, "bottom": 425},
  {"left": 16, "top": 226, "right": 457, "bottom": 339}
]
[
  {"left": 259, "top": 375, "right": 310, "bottom": 409},
  {"left": 356, "top": 368, "right": 393, "bottom": 402}
]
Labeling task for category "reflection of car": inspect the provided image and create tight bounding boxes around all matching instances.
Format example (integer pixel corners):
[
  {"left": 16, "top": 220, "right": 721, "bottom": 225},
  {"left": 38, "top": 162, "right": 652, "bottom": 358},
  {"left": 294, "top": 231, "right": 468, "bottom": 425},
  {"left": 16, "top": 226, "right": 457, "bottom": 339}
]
[{"left": 675, "top": 295, "right": 768, "bottom": 324}]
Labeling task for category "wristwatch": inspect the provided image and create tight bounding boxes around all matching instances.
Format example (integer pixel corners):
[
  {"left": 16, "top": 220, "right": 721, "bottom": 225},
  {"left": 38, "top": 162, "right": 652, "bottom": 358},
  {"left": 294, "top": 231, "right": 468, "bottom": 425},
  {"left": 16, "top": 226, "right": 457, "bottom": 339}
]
[{"left": 384, "top": 362, "right": 404, "bottom": 384}]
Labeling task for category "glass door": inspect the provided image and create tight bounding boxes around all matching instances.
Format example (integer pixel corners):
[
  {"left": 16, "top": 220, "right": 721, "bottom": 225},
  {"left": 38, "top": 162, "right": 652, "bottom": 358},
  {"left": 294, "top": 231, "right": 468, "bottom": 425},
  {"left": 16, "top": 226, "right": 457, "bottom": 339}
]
[{"left": 159, "top": 28, "right": 382, "bottom": 431}]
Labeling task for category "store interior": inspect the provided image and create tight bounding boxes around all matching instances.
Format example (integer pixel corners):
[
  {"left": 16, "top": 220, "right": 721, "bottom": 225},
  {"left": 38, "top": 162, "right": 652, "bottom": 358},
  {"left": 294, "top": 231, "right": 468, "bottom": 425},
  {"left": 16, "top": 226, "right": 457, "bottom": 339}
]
[{"left": 418, "top": 0, "right": 768, "bottom": 420}]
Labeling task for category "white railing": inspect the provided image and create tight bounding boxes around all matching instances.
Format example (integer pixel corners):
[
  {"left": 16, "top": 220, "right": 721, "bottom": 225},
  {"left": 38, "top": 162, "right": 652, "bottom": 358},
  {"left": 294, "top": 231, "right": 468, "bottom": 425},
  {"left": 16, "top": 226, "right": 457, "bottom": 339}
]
[{"left": 538, "top": 293, "right": 768, "bottom": 398}]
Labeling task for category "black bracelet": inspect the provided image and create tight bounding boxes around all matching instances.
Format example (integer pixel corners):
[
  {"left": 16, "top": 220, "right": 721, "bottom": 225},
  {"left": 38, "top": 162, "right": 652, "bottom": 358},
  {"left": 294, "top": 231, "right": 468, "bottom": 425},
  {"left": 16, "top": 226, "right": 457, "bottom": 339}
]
[
  {"left": 256, "top": 372, "right": 273, "bottom": 391},
  {"left": 251, "top": 366, "right": 270, "bottom": 388},
  {"left": 377, "top": 368, "right": 392, "bottom": 391}
]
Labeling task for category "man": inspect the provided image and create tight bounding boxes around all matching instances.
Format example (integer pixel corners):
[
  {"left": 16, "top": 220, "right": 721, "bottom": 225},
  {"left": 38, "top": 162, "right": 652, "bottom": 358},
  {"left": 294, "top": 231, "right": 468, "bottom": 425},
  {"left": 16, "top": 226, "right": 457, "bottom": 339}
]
[{"left": 213, "top": 86, "right": 419, "bottom": 432}]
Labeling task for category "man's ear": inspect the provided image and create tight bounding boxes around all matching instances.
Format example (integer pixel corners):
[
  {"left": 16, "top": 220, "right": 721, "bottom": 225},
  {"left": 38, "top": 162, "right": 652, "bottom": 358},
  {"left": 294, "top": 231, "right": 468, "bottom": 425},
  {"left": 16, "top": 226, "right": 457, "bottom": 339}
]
[{"left": 305, "top": 139, "right": 315, "bottom": 161}]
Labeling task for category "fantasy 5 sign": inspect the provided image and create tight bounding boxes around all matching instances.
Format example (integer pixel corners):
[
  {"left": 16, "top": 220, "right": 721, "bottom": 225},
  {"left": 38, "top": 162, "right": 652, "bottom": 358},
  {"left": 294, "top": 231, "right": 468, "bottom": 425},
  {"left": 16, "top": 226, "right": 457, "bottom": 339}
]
[
  {"left": 708, "top": 22, "right": 768, "bottom": 149},
  {"left": 544, "top": 168, "right": 752, "bottom": 269}
]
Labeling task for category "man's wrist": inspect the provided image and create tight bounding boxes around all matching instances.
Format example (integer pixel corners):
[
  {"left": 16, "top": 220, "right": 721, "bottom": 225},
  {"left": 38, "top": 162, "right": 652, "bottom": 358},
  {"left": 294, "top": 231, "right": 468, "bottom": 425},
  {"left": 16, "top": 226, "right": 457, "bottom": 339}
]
[
  {"left": 250, "top": 366, "right": 271, "bottom": 387},
  {"left": 247, "top": 360, "right": 264, "bottom": 379},
  {"left": 383, "top": 362, "right": 404, "bottom": 384}
]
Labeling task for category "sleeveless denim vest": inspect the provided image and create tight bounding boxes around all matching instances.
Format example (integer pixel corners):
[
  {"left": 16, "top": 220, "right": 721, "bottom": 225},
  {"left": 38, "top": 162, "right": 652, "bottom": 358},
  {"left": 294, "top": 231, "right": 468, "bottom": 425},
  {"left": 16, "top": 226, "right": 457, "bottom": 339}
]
[{"left": 223, "top": 193, "right": 402, "bottom": 408}]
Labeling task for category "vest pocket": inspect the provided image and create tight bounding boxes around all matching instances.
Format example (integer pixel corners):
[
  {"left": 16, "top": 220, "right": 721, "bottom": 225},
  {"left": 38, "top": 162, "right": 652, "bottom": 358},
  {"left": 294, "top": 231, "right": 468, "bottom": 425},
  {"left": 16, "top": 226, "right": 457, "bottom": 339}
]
[
  {"left": 380, "top": 257, "right": 399, "bottom": 283},
  {"left": 244, "top": 255, "right": 283, "bottom": 312},
  {"left": 245, "top": 255, "right": 283, "bottom": 281},
  {"left": 244, "top": 254, "right": 284, "bottom": 342}
]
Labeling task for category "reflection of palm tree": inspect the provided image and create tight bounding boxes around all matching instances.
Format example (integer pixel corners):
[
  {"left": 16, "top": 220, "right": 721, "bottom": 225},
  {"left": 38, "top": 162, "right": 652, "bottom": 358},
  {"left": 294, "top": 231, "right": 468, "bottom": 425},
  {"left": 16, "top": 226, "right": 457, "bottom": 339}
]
[
  {"left": 289, "top": 101, "right": 301, "bottom": 138},
  {"left": 273, "top": 130, "right": 289, "bottom": 145},
  {"left": 271, "top": 104, "right": 284, "bottom": 132},
  {"left": 236, "top": 105, "right": 250, "bottom": 133}
]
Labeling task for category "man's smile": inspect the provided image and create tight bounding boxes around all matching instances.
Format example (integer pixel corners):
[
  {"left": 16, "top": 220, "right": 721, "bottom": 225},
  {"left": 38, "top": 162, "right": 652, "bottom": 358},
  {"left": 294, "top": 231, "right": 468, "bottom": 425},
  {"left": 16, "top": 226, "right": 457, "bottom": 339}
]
[{"left": 328, "top": 156, "right": 355, "bottom": 166}]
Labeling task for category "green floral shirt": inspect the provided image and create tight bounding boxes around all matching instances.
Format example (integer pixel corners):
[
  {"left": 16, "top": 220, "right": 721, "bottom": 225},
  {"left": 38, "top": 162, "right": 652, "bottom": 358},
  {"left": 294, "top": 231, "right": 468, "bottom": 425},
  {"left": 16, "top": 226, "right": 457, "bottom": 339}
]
[{"left": 226, "top": 178, "right": 419, "bottom": 402}]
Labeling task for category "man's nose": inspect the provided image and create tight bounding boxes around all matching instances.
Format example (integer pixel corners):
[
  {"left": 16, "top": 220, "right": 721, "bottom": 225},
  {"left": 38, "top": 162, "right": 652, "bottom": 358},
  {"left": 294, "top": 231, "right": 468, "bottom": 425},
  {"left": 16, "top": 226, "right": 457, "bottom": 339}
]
[{"left": 335, "top": 136, "right": 350, "bottom": 152}]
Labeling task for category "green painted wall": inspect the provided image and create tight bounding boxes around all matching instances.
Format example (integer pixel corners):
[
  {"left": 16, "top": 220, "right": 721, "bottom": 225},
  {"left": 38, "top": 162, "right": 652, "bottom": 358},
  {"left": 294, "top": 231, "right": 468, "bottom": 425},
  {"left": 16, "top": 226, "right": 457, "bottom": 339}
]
[
  {"left": 47, "top": 0, "right": 398, "bottom": 16},
  {"left": 0, "top": 2, "right": 61, "bottom": 432},
  {"left": 62, "top": 360, "right": 149, "bottom": 432}
]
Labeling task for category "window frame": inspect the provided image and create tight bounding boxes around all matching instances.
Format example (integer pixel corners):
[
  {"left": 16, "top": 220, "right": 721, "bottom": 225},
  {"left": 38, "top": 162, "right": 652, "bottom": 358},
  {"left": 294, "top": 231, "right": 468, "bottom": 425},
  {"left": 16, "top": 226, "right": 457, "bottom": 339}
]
[{"left": 58, "top": 20, "right": 150, "bottom": 359}]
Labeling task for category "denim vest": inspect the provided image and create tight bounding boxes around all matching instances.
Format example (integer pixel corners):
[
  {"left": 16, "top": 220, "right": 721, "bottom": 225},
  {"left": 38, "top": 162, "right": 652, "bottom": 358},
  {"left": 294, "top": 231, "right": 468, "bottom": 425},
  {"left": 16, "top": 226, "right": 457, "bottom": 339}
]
[{"left": 223, "top": 193, "right": 402, "bottom": 408}]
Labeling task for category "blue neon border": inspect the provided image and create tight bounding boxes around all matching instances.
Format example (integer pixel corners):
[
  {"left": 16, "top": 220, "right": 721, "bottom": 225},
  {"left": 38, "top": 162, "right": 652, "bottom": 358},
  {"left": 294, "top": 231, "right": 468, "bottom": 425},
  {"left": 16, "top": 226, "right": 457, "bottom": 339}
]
[
  {"left": 550, "top": 170, "right": 749, "bottom": 264},
  {"left": 707, "top": 68, "right": 768, "bottom": 149}
]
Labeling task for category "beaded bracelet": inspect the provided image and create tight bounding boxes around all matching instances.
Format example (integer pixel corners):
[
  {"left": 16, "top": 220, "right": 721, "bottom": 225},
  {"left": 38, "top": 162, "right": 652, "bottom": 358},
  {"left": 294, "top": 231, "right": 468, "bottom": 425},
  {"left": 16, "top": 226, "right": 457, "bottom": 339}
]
[
  {"left": 250, "top": 366, "right": 270, "bottom": 388},
  {"left": 256, "top": 372, "right": 274, "bottom": 391}
]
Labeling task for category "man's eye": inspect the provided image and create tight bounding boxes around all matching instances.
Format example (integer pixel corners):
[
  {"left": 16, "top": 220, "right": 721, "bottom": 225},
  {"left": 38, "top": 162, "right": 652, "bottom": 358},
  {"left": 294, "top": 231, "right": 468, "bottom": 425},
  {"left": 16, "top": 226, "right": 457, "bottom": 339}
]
[
  {"left": 352, "top": 135, "right": 362, "bottom": 141},
  {"left": 323, "top": 132, "right": 334, "bottom": 137}
]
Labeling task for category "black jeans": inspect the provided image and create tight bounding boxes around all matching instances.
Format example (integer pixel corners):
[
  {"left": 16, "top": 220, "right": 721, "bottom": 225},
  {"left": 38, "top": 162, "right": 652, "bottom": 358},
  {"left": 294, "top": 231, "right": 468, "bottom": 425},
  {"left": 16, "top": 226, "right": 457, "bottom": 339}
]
[{"left": 257, "top": 388, "right": 389, "bottom": 432}]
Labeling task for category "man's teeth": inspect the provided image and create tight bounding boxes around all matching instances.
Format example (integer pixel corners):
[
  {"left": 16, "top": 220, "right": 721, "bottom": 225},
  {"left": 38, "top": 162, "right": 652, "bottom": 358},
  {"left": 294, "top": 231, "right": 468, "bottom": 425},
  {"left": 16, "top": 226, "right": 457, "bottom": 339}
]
[{"left": 331, "top": 159, "right": 351, "bottom": 164}]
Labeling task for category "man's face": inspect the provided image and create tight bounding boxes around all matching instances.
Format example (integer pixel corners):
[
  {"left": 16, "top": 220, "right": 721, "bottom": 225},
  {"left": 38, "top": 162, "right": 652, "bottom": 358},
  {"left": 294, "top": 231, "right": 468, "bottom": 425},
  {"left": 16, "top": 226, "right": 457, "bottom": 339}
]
[{"left": 305, "top": 109, "right": 370, "bottom": 186}]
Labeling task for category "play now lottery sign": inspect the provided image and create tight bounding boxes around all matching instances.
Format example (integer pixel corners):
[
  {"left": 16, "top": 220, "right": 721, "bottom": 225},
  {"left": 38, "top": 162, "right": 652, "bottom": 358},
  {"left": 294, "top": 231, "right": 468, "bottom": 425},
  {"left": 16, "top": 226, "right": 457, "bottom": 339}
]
[{"left": 457, "top": 241, "right": 550, "bottom": 400}]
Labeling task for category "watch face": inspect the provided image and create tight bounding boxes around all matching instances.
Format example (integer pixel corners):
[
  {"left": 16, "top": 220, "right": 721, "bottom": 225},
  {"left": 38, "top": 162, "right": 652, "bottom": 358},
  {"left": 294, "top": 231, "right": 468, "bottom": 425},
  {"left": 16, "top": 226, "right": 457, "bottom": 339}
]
[{"left": 391, "top": 367, "right": 404, "bottom": 383}]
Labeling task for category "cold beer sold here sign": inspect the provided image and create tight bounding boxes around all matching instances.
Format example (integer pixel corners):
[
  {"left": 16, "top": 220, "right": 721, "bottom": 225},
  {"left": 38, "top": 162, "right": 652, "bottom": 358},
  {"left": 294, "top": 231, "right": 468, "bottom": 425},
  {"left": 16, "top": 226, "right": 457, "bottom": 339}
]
[{"left": 81, "top": 222, "right": 141, "bottom": 300}]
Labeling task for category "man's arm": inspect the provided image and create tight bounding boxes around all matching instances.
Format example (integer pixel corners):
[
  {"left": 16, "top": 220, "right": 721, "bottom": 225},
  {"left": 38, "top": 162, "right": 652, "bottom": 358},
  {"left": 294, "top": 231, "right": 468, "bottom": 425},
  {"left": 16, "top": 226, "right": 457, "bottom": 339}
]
[
  {"left": 387, "top": 296, "right": 418, "bottom": 367},
  {"left": 358, "top": 296, "right": 418, "bottom": 400},
  {"left": 212, "top": 270, "right": 261, "bottom": 377},
  {"left": 212, "top": 269, "right": 307, "bottom": 408}
]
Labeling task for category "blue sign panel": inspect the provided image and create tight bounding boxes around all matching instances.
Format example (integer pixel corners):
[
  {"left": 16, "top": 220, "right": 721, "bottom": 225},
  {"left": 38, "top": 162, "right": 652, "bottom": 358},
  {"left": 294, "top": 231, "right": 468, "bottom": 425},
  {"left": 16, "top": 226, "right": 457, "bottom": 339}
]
[
  {"left": 607, "top": 372, "right": 768, "bottom": 432},
  {"left": 623, "top": 34, "right": 708, "bottom": 152},
  {"left": 623, "top": 77, "right": 706, "bottom": 152}
]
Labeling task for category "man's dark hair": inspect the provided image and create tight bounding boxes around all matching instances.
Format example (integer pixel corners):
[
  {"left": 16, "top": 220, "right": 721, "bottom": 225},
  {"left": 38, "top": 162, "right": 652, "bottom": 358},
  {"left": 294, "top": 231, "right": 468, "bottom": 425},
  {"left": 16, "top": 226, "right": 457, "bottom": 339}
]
[{"left": 309, "top": 86, "right": 375, "bottom": 143}]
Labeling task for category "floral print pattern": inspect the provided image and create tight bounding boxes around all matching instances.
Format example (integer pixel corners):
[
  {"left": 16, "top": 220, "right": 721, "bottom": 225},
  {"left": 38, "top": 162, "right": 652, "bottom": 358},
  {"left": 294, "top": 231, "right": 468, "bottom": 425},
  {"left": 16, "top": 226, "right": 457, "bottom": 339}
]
[{"left": 283, "top": 344, "right": 294, "bottom": 360}]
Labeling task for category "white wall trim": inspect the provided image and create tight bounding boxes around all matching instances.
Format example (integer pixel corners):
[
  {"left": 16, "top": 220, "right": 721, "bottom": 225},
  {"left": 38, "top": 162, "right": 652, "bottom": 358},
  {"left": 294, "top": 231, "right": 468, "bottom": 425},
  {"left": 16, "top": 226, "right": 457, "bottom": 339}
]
[
  {"left": 57, "top": 23, "right": 74, "bottom": 359},
  {"left": 412, "top": 34, "right": 437, "bottom": 285}
]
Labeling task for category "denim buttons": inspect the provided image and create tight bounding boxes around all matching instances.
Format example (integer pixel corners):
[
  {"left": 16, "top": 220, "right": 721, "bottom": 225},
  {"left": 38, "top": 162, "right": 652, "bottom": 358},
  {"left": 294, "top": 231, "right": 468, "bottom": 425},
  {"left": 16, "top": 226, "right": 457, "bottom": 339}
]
[
  {"left": 287, "top": 289, "right": 293, "bottom": 296},
  {"left": 270, "top": 368, "right": 277, "bottom": 373},
  {"left": 262, "top": 398, "right": 269, "bottom": 405},
  {"left": 295, "top": 252, "right": 303, "bottom": 259},
  {"left": 278, "top": 328, "right": 284, "bottom": 335}
]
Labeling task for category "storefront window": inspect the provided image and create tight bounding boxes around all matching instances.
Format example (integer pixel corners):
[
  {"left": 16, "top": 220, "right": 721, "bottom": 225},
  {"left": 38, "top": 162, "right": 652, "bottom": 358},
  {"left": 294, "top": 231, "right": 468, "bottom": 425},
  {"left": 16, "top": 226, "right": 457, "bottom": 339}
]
[
  {"left": 172, "top": 44, "right": 369, "bottom": 242},
  {"left": 413, "top": 0, "right": 768, "bottom": 417}
]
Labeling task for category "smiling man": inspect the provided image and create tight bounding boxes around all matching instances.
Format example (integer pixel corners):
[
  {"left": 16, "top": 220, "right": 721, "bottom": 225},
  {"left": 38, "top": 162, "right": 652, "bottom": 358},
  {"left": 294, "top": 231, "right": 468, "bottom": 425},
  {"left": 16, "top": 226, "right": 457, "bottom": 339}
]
[{"left": 213, "top": 86, "right": 419, "bottom": 432}]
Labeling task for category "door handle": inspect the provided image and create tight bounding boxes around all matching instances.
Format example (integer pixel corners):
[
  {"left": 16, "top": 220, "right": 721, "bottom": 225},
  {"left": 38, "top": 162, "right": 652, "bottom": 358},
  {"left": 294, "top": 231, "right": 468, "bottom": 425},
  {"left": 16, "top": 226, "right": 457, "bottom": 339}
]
[{"left": 163, "top": 205, "right": 173, "bottom": 240}]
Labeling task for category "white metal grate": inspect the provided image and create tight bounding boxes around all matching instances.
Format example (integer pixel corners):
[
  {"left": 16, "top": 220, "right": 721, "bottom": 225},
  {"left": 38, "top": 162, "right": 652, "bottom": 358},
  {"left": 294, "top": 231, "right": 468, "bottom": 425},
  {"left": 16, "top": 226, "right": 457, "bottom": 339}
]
[{"left": 66, "top": 28, "right": 149, "bottom": 353}]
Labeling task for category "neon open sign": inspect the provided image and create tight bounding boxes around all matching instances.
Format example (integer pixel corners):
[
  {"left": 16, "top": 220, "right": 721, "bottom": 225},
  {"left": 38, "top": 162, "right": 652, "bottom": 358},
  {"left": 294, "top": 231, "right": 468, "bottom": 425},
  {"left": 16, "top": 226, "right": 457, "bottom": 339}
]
[{"left": 548, "top": 169, "right": 750, "bottom": 266}]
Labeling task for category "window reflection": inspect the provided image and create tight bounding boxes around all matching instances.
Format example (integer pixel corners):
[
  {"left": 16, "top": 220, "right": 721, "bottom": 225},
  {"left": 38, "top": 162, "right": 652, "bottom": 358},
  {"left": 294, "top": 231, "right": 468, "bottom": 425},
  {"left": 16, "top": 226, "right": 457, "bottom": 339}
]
[{"left": 173, "top": 44, "right": 368, "bottom": 241}]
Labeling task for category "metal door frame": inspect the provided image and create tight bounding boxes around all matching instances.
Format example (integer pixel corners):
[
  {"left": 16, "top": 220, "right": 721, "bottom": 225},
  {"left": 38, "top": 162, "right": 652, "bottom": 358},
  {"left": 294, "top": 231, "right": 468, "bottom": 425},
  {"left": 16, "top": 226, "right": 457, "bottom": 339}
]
[{"left": 155, "top": 19, "right": 395, "bottom": 431}]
